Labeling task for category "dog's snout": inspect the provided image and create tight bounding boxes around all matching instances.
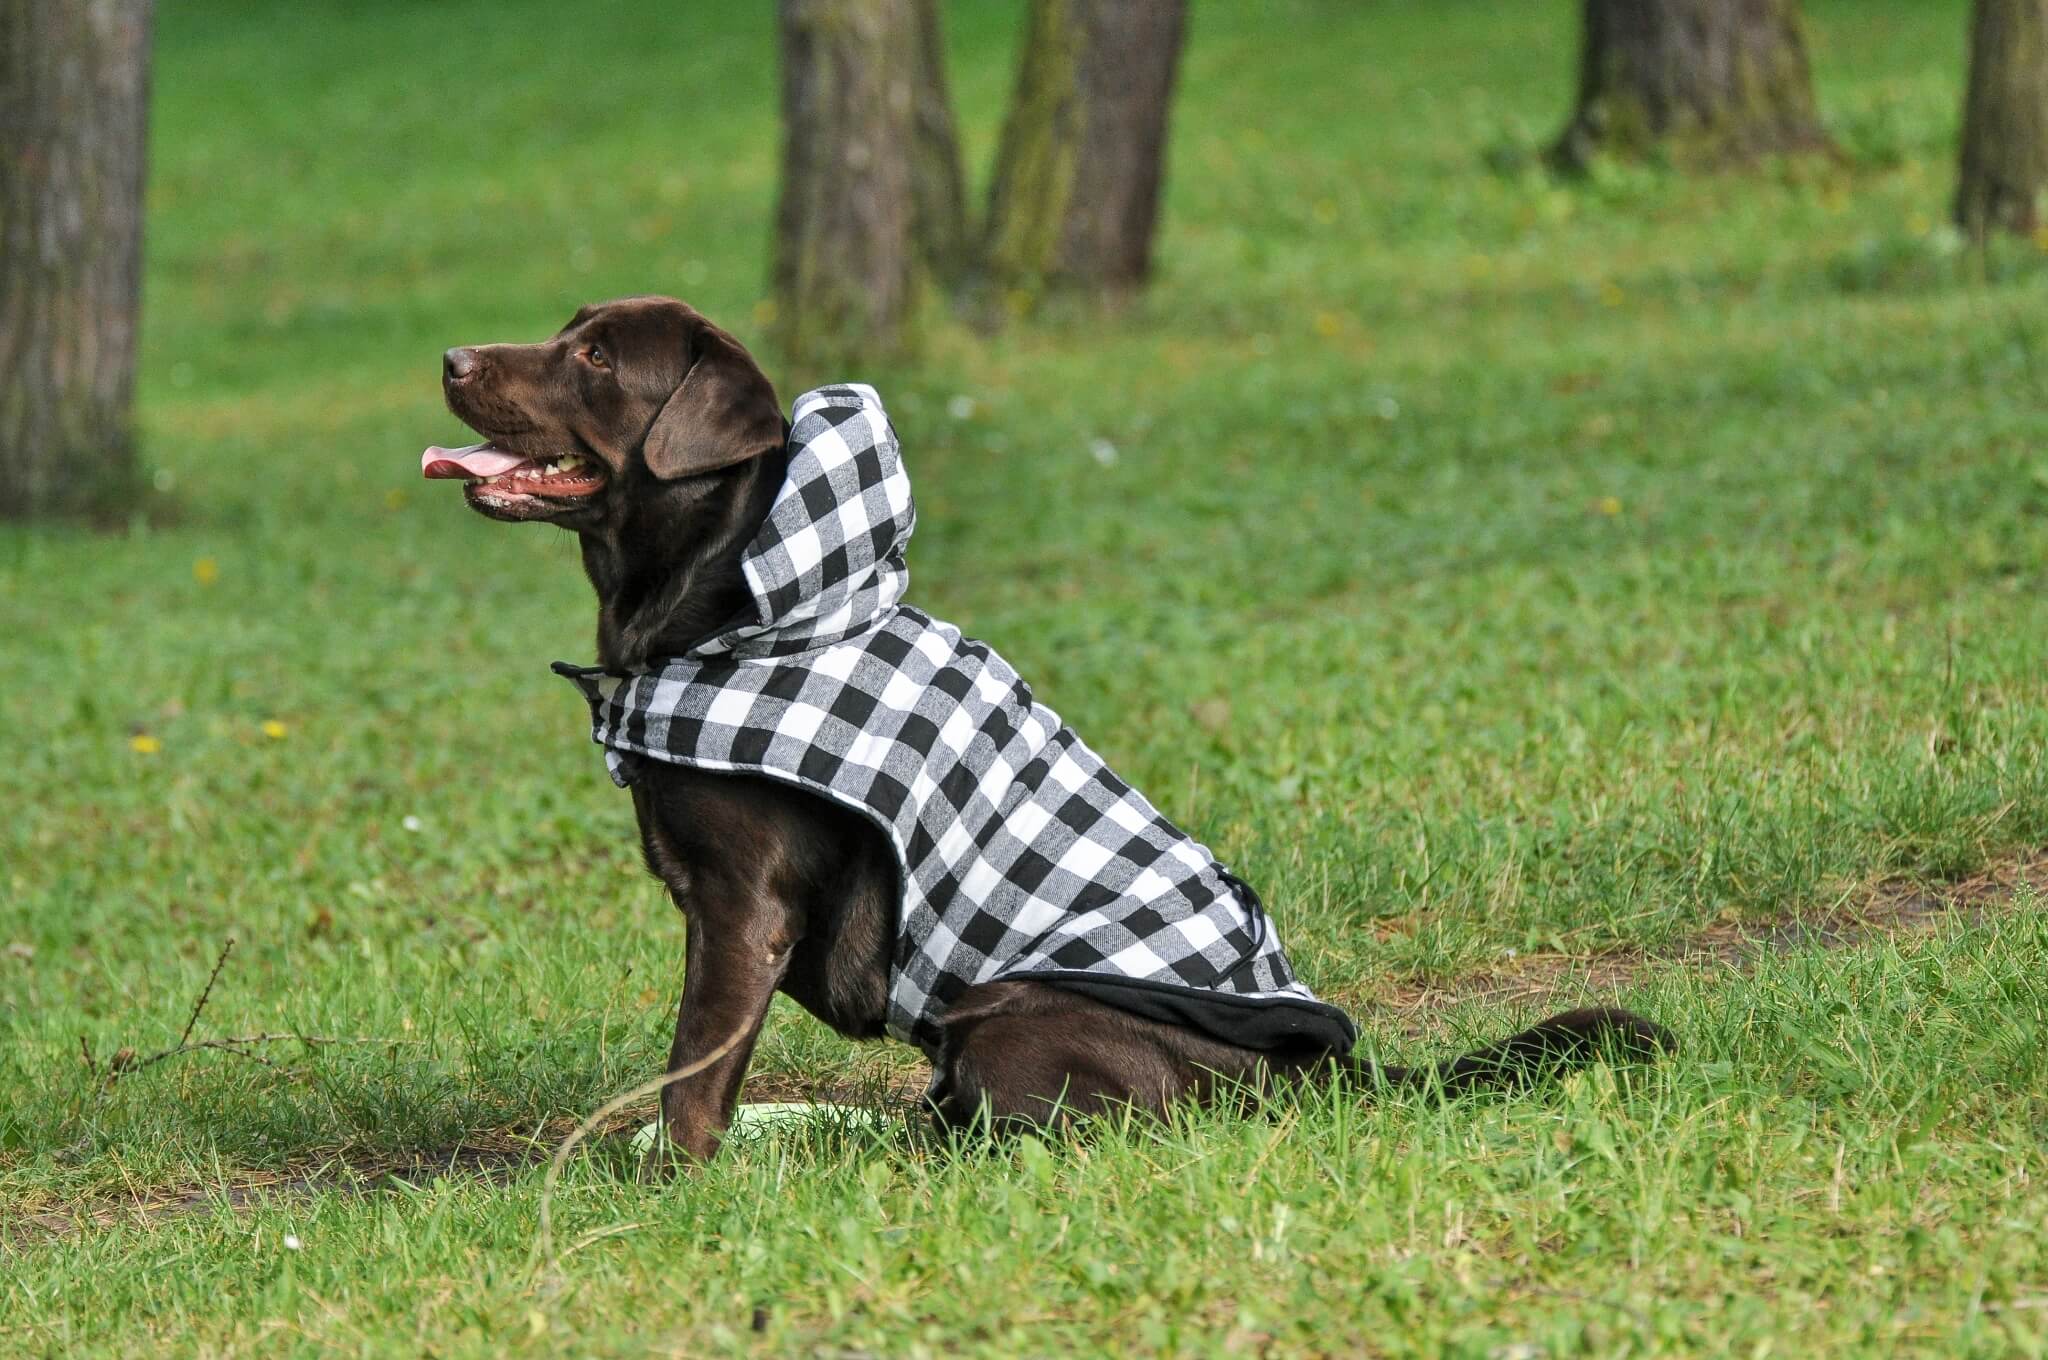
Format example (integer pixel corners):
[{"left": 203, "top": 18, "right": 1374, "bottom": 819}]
[{"left": 443, "top": 347, "right": 481, "bottom": 385}]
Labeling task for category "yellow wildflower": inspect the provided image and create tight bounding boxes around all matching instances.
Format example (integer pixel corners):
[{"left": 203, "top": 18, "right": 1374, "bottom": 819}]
[
  {"left": 192, "top": 556, "right": 219, "bottom": 586},
  {"left": 1596, "top": 496, "right": 1623, "bottom": 517},
  {"left": 261, "top": 719, "right": 289, "bottom": 740},
  {"left": 130, "top": 734, "right": 162, "bottom": 755}
]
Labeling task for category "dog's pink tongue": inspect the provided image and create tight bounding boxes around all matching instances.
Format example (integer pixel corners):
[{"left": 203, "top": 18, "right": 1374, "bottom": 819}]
[{"left": 421, "top": 443, "right": 529, "bottom": 480}]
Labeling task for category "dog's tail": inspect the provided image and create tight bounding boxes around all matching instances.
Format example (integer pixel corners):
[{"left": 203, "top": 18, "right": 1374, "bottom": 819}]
[{"left": 1341, "top": 1006, "right": 1675, "bottom": 1095}]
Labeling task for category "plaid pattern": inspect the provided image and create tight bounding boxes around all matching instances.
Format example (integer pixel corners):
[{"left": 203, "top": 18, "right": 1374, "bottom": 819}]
[{"left": 557, "top": 385, "right": 1354, "bottom": 1058}]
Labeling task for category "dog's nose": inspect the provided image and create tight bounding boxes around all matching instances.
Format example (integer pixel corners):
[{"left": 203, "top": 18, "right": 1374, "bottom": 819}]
[{"left": 443, "top": 347, "right": 480, "bottom": 384}]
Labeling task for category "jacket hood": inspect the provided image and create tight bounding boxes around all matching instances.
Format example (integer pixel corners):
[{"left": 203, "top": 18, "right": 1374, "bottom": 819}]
[{"left": 692, "top": 384, "right": 915, "bottom": 659}]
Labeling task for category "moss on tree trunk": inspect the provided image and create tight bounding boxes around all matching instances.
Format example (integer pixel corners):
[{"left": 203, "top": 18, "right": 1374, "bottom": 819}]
[
  {"left": 908, "top": 0, "right": 969, "bottom": 281},
  {"left": 0, "top": 0, "right": 153, "bottom": 520},
  {"left": 981, "top": 0, "right": 1187, "bottom": 293},
  {"left": 772, "top": 0, "right": 921, "bottom": 363},
  {"left": 1551, "top": 0, "right": 1831, "bottom": 171},
  {"left": 1955, "top": 0, "right": 2048, "bottom": 238}
]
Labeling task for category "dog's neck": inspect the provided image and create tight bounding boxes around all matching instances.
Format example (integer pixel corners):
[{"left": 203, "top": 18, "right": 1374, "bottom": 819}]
[{"left": 580, "top": 448, "right": 787, "bottom": 671}]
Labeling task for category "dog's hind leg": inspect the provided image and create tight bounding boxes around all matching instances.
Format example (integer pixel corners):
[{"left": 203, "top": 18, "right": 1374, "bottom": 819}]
[
  {"left": 926, "top": 986, "right": 1676, "bottom": 1138},
  {"left": 927, "top": 980, "right": 1277, "bottom": 1135}
]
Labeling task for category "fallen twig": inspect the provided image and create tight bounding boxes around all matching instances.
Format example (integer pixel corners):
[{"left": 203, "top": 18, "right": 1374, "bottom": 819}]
[
  {"left": 532, "top": 1026, "right": 748, "bottom": 1277},
  {"left": 94, "top": 936, "right": 402, "bottom": 1086},
  {"left": 177, "top": 937, "right": 235, "bottom": 1049},
  {"left": 109, "top": 1032, "right": 400, "bottom": 1080},
  {"left": 124, "top": 1038, "right": 280, "bottom": 1073}
]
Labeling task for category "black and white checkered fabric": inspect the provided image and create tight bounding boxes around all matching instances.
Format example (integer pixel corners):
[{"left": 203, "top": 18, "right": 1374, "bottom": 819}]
[{"left": 557, "top": 384, "right": 1355, "bottom": 1059}]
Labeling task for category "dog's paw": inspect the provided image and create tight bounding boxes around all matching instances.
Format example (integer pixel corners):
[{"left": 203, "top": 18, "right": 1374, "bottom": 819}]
[{"left": 631, "top": 1119, "right": 721, "bottom": 1178}]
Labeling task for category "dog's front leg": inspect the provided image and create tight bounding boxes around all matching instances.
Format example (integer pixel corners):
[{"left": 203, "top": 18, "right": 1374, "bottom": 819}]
[{"left": 650, "top": 879, "right": 800, "bottom": 1169}]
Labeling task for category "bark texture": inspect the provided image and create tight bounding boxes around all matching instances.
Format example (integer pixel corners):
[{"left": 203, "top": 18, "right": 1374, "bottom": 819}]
[
  {"left": 1955, "top": 0, "right": 2048, "bottom": 237},
  {"left": 772, "top": 0, "right": 920, "bottom": 361},
  {"left": 982, "top": 0, "right": 1187, "bottom": 291},
  {"left": 908, "top": 0, "right": 969, "bottom": 280},
  {"left": 0, "top": 0, "right": 153, "bottom": 519},
  {"left": 1551, "top": 0, "right": 1830, "bottom": 170}
]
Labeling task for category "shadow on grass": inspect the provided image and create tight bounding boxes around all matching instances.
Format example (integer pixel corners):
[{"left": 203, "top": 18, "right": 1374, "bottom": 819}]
[{"left": 12, "top": 847, "right": 2041, "bottom": 1246}]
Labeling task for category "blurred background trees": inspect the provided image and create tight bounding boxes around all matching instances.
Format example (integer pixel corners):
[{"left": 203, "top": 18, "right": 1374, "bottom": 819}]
[
  {"left": 771, "top": 0, "right": 923, "bottom": 364},
  {"left": 5, "top": 0, "right": 2044, "bottom": 484},
  {"left": 908, "top": 0, "right": 971, "bottom": 282},
  {"left": 1551, "top": 0, "right": 1831, "bottom": 170},
  {"left": 773, "top": 0, "right": 1187, "bottom": 361},
  {"left": 0, "top": 0, "right": 154, "bottom": 520},
  {"left": 982, "top": 0, "right": 1188, "bottom": 291},
  {"left": 1955, "top": 0, "right": 2048, "bottom": 238}
]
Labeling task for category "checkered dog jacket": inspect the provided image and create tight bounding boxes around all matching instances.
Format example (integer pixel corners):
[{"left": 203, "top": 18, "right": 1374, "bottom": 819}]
[{"left": 556, "top": 384, "right": 1356, "bottom": 1060}]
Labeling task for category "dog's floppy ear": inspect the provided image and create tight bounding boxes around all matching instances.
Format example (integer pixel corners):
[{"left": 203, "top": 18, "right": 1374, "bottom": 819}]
[{"left": 642, "top": 325, "right": 784, "bottom": 479}]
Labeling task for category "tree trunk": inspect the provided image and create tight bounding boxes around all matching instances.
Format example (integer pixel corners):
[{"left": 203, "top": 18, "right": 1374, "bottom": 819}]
[
  {"left": 772, "top": 0, "right": 920, "bottom": 362},
  {"left": 908, "top": 0, "right": 969, "bottom": 281},
  {"left": 0, "top": 0, "right": 153, "bottom": 520},
  {"left": 1550, "top": 0, "right": 1830, "bottom": 171},
  {"left": 1955, "top": 0, "right": 2048, "bottom": 238},
  {"left": 982, "top": 0, "right": 1187, "bottom": 293}
]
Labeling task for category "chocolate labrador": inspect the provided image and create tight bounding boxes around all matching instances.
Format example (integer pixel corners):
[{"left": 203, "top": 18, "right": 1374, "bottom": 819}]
[{"left": 424, "top": 296, "right": 1670, "bottom": 1165}]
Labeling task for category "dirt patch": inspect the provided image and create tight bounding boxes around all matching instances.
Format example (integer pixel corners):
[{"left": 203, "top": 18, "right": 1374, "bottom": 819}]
[
  {"left": 6, "top": 1135, "right": 555, "bottom": 1246},
  {"left": 1360, "top": 850, "right": 2047, "bottom": 1034},
  {"left": 6, "top": 1084, "right": 929, "bottom": 1248},
  {"left": 728, "top": 1071, "right": 928, "bottom": 1107}
]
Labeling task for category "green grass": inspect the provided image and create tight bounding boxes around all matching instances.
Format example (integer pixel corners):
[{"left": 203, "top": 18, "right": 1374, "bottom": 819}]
[{"left": 4, "top": 0, "right": 2048, "bottom": 1353}]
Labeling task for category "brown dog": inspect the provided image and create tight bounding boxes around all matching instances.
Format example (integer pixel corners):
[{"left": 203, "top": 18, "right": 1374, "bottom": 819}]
[{"left": 424, "top": 296, "right": 1669, "bottom": 1164}]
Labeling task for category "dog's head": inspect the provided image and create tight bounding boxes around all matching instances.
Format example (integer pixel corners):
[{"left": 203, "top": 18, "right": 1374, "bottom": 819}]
[{"left": 425, "top": 296, "right": 785, "bottom": 526}]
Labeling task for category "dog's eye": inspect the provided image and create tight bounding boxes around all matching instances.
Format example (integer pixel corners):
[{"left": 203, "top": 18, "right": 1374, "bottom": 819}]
[{"left": 584, "top": 344, "right": 608, "bottom": 369}]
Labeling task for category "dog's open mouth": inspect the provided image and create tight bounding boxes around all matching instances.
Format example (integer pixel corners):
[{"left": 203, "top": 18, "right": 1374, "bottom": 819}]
[{"left": 420, "top": 442, "right": 606, "bottom": 501}]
